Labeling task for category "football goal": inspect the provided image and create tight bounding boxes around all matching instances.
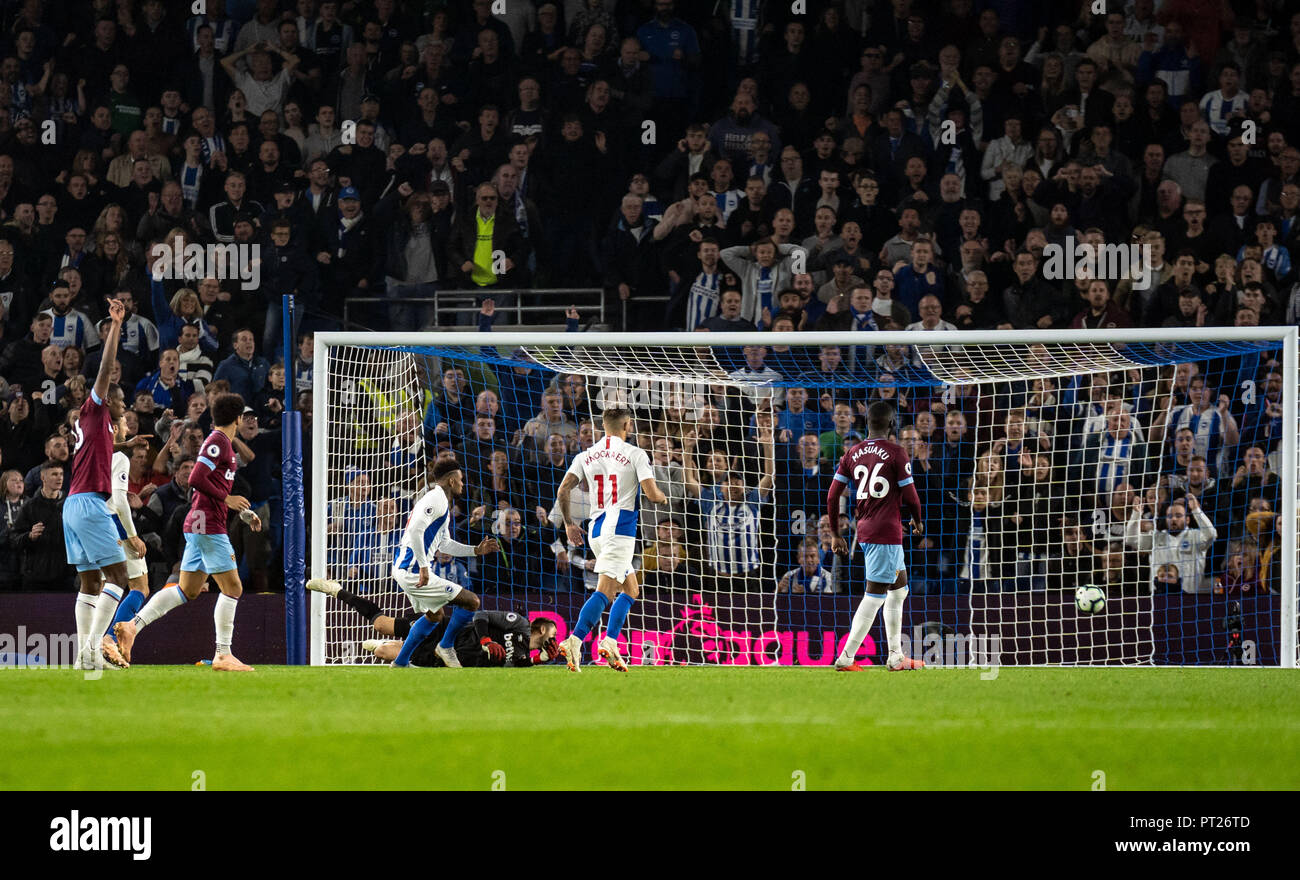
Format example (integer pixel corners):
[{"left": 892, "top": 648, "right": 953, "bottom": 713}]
[{"left": 308, "top": 327, "right": 1297, "bottom": 667}]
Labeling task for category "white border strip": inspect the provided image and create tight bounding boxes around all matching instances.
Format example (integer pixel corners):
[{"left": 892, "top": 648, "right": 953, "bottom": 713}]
[{"left": 315, "top": 327, "right": 1292, "bottom": 348}]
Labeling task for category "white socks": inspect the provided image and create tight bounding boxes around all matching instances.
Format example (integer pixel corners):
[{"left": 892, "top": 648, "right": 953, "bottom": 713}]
[
  {"left": 87, "top": 584, "right": 123, "bottom": 650},
  {"left": 214, "top": 594, "right": 237, "bottom": 656},
  {"left": 884, "top": 587, "right": 908, "bottom": 656},
  {"left": 75, "top": 591, "right": 98, "bottom": 663},
  {"left": 133, "top": 585, "right": 188, "bottom": 630},
  {"left": 838, "top": 592, "right": 887, "bottom": 665}
]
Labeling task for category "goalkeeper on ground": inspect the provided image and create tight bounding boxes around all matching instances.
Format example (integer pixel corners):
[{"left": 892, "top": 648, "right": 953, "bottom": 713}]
[{"left": 307, "top": 579, "right": 559, "bottom": 666}]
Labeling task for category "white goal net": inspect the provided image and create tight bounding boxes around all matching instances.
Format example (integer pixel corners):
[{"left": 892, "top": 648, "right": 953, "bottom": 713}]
[{"left": 310, "top": 329, "right": 1298, "bottom": 668}]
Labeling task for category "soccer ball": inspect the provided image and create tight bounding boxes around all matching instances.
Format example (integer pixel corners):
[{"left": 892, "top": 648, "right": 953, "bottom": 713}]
[{"left": 1075, "top": 586, "right": 1106, "bottom": 614}]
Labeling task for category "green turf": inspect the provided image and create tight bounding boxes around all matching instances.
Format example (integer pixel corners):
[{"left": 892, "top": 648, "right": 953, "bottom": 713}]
[{"left": 3, "top": 666, "right": 1298, "bottom": 790}]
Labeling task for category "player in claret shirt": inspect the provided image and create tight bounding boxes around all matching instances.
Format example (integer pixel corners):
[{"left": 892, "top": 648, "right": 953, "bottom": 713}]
[
  {"left": 64, "top": 298, "right": 131, "bottom": 670},
  {"left": 825, "top": 401, "right": 925, "bottom": 672},
  {"left": 115, "top": 393, "right": 262, "bottom": 671}
]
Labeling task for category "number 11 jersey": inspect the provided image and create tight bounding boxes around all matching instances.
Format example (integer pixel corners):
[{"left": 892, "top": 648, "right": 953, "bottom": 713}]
[{"left": 566, "top": 434, "right": 654, "bottom": 539}]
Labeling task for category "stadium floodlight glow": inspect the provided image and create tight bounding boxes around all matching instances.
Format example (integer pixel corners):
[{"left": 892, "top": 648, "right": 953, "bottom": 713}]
[{"left": 309, "top": 327, "right": 1297, "bottom": 668}]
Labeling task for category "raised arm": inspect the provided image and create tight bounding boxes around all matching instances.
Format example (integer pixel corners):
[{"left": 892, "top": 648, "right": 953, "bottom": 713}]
[
  {"left": 1186, "top": 494, "right": 1217, "bottom": 543},
  {"left": 680, "top": 431, "right": 701, "bottom": 498},
  {"left": 220, "top": 44, "right": 250, "bottom": 79},
  {"left": 756, "top": 427, "right": 776, "bottom": 498},
  {"left": 1124, "top": 500, "right": 1153, "bottom": 551},
  {"left": 94, "top": 298, "right": 126, "bottom": 403}
]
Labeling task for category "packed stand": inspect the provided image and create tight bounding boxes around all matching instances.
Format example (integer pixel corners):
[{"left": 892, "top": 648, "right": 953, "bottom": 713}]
[{"left": 0, "top": 0, "right": 1293, "bottom": 598}]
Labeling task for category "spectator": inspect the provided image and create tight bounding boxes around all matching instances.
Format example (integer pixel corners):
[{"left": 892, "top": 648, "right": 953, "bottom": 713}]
[
  {"left": 135, "top": 348, "right": 193, "bottom": 412},
  {"left": 518, "top": 389, "right": 577, "bottom": 458},
  {"left": 213, "top": 328, "right": 270, "bottom": 403},
  {"left": 9, "top": 460, "right": 71, "bottom": 591},
  {"left": 0, "top": 468, "right": 27, "bottom": 589},
  {"left": 778, "top": 537, "right": 834, "bottom": 594},
  {"left": 693, "top": 425, "right": 775, "bottom": 592},
  {"left": 1125, "top": 494, "right": 1218, "bottom": 593}
]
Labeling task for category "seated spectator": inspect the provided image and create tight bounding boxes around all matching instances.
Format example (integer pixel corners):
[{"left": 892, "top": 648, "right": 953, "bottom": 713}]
[
  {"left": 778, "top": 537, "right": 834, "bottom": 594},
  {"left": 145, "top": 455, "right": 195, "bottom": 529},
  {"left": 640, "top": 538, "right": 697, "bottom": 591}
]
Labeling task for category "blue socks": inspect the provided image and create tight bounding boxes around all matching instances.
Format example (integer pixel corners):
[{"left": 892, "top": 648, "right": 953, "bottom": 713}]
[
  {"left": 393, "top": 615, "right": 437, "bottom": 667},
  {"left": 438, "top": 607, "right": 474, "bottom": 649},
  {"left": 606, "top": 594, "right": 635, "bottom": 640},
  {"left": 108, "top": 590, "right": 147, "bottom": 640},
  {"left": 573, "top": 591, "right": 611, "bottom": 640}
]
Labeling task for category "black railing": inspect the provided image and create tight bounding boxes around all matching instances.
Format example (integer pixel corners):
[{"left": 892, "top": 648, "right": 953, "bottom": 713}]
[{"left": 341, "top": 287, "right": 606, "bottom": 331}]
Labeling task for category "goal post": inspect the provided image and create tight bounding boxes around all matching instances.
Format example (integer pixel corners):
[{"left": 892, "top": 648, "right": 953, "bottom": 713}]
[{"left": 309, "top": 327, "right": 1298, "bottom": 668}]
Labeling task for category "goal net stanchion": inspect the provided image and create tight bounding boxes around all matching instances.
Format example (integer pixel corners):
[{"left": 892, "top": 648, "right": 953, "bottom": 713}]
[{"left": 309, "top": 328, "right": 1298, "bottom": 668}]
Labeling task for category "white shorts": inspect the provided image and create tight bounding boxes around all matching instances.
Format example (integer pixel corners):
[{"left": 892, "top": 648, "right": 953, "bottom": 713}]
[
  {"left": 392, "top": 565, "right": 463, "bottom": 614},
  {"left": 589, "top": 533, "right": 636, "bottom": 582}
]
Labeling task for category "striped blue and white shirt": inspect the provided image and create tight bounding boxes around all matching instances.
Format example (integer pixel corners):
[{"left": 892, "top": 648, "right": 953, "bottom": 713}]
[
  {"left": 432, "top": 557, "right": 472, "bottom": 590},
  {"left": 685, "top": 269, "right": 722, "bottom": 331},
  {"left": 1165, "top": 404, "right": 1225, "bottom": 473},
  {"left": 713, "top": 188, "right": 743, "bottom": 223},
  {"left": 729, "top": 0, "right": 762, "bottom": 66},
  {"left": 1092, "top": 432, "right": 1134, "bottom": 499},
  {"left": 781, "top": 564, "right": 833, "bottom": 594},
  {"left": 42, "top": 308, "right": 99, "bottom": 349},
  {"left": 1199, "top": 90, "right": 1249, "bottom": 136},
  {"left": 701, "top": 486, "right": 768, "bottom": 575},
  {"left": 187, "top": 15, "right": 240, "bottom": 53}
]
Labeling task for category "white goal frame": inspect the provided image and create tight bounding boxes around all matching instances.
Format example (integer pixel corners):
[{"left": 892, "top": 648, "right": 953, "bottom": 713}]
[{"left": 310, "top": 326, "right": 1299, "bottom": 668}]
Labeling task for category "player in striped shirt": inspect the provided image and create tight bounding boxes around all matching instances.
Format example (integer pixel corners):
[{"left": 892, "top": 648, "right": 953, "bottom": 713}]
[
  {"left": 778, "top": 538, "right": 834, "bottom": 593},
  {"left": 684, "top": 237, "right": 724, "bottom": 331},
  {"left": 1164, "top": 374, "right": 1238, "bottom": 474},
  {"left": 42, "top": 282, "right": 100, "bottom": 350},
  {"left": 116, "top": 393, "right": 263, "bottom": 670},
  {"left": 554, "top": 408, "right": 667, "bottom": 672},
  {"left": 1199, "top": 64, "right": 1248, "bottom": 136},
  {"left": 826, "top": 402, "right": 925, "bottom": 671},
  {"left": 697, "top": 424, "right": 776, "bottom": 585}
]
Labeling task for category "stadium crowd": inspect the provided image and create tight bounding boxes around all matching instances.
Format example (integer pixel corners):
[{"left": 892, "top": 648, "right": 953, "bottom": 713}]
[{"left": 0, "top": 0, "right": 1293, "bottom": 599}]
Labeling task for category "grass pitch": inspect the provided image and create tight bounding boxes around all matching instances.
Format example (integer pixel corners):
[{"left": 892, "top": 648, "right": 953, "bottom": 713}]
[{"left": 3, "top": 666, "right": 1298, "bottom": 790}]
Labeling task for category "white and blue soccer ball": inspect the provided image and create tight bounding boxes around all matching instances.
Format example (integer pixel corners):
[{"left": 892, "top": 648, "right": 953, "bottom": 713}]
[{"left": 1075, "top": 586, "right": 1106, "bottom": 614}]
